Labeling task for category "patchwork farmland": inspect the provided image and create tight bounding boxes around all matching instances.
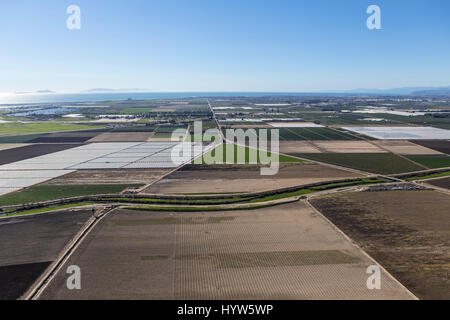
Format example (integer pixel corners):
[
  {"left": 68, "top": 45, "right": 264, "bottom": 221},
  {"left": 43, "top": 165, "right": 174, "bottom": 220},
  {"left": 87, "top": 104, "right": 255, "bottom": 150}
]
[
  {"left": 1, "top": 95, "right": 450, "bottom": 301},
  {"left": 310, "top": 190, "right": 450, "bottom": 299},
  {"left": 144, "top": 163, "right": 365, "bottom": 194},
  {"left": 234, "top": 127, "right": 364, "bottom": 141},
  {"left": 291, "top": 153, "right": 425, "bottom": 174}
]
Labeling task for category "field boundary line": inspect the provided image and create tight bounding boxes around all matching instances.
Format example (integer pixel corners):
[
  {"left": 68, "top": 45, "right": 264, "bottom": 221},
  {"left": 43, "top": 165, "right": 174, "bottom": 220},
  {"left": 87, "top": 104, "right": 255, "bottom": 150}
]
[
  {"left": 283, "top": 127, "right": 308, "bottom": 140},
  {"left": 22, "top": 206, "right": 117, "bottom": 300},
  {"left": 273, "top": 150, "right": 374, "bottom": 177},
  {"left": 0, "top": 203, "right": 98, "bottom": 220},
  {"left": 121, "top": 195, "right": 300, "bottom": 212},
  {"left": 389, "top": 166, "right": 450, "bottom": 179},
  {"left": 304, "top": 199, "right": 418, "bottom": 300},
  {"left": 207, "top": 99, "right": 224, "bottom": 142},
  {"left": 183, "top": 124, "right": 190, "bottom": 142}
]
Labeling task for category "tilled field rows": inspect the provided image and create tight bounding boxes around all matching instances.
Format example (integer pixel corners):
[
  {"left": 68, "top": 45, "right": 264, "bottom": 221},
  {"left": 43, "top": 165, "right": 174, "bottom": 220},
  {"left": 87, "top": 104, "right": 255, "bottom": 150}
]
[
  {"left": 171, "top": 203, "right": 413, "bottom": 299},
  {"left": 40, "top": 202, "right": 414, "bottom": 299}
]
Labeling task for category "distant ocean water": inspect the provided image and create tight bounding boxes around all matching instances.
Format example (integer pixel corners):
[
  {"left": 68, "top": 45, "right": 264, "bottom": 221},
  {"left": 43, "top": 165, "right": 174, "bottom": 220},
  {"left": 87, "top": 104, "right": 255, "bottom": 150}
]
[{"left": 0, "top": 91, "right": 354, "bottom": 105}]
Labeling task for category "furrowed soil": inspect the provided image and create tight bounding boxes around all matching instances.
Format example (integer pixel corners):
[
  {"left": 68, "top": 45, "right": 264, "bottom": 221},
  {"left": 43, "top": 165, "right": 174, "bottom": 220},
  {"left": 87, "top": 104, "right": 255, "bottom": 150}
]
[
  {"left": 412, "top": 140, "right": 450, "bottom": 155},
  {"left": 310, "top": 190, "right": 450, "bottom": 299},
  {"left": 39, "top": 203, "right": 413, "bottom": 299}
]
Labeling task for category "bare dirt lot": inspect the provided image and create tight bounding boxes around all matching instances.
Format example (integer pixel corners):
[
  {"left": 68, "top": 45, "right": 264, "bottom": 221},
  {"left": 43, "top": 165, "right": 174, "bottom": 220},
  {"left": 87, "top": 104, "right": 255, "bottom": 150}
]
[
  {"left": 143, "top": 163, "right": 364, "bottom": 194},
  {"left": 0, "top": 144, "right": 83, "bottom": 166},
  {"left": 87, "top": 132, "right": 155, "bottom": 142},
  {"left": 43, "top": 169, "right": 170, "bottom": 185},
  {"left": 373, "top": 140, "right": 442, "bottom": 155},
  {"left": 39, "top": 202, "right": 413, "bottom": 299},
  {"left": 310, "top": 190, "right": 450, "bottom": 299},
  {"left": 0, "top": 209, "right": 92, "bottom": 299},
  {"left": 312, "top": 141, "right": 385, "bottom": 153}
]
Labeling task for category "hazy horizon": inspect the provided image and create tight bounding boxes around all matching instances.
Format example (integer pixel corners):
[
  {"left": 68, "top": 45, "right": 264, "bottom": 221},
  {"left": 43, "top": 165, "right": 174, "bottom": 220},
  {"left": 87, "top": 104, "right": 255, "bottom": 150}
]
[{"left": 2, "top": 85, "right": 450, "bottom": 96}]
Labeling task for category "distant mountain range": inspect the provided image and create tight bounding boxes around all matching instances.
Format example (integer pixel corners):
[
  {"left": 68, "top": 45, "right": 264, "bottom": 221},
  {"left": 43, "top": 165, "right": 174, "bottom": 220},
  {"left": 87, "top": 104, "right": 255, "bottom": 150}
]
[
  {"left": 411, "top": 87, "right": 450, "bottom": 96},
  {"left": 14, "top": 90, "right": 55, "bottom": 94},
  {"left": 82, "top": 88, "right": 148, "bottom": 93},
  {"left": 81, "top": 86, "right": 450, "bottom": 96},
  {"left": 344, "top": 86, "right": 450, "bottom": 96},
  {"left": 12, "top": 87, "right": 450, "bottom": 97}
]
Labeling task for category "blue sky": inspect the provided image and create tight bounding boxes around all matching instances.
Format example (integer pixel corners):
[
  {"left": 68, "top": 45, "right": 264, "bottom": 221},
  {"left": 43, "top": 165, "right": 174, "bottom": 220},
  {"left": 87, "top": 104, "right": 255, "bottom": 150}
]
[{"left": 0, "top": 0, "right": 449, "bottom": 93}]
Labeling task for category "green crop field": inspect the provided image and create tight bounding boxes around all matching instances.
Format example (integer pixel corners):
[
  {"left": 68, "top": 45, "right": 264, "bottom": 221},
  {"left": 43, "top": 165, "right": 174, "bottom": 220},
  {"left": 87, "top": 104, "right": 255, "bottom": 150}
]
[
  {"left": 407, "top": 155, "right": 450, "bottom": 169},
  {"left": 0, "top": 184, "right": 143, "bottom": 207},
  {"left": 155, "top": 126, "right": 187, "bottom": 133},
  {"left": 293, "top": 153, "right": 424, "bottom": 174},
  {"left": 194, "top": 144, "right": 303, "bottom": 164},
  {"left": 0, "top": 122, "right": 103, "bottom": 136}
]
